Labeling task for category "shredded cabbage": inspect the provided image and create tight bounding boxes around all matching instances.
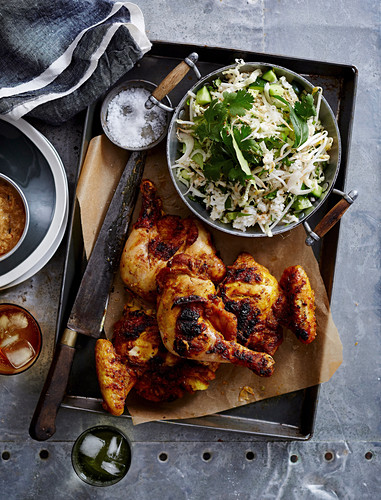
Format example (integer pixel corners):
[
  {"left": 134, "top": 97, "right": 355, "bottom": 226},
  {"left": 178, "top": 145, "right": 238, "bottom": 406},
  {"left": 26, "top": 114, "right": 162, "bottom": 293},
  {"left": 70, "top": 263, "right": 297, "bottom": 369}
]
[{"left": 173, "top": 61, "right": 333, "bottom": 236}]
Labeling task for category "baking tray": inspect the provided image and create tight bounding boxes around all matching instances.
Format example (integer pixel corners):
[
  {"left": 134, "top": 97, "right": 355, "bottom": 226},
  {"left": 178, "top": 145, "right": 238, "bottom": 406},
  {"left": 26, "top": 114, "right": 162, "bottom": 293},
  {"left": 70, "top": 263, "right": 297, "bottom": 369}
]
[{"left": 58, "top": 42, "right": 357, "bottom": 440}]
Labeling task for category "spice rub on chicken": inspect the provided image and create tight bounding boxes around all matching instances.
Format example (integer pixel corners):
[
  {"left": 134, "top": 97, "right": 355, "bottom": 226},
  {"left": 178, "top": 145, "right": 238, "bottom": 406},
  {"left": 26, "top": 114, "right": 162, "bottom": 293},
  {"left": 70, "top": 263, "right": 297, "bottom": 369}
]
[
  {"left": 156, "top": 253, "right": 275, "bottom": 377},
  {"left": 279, "top": 265, "right": 317, "bottom": 344},
  {"left": 218, "top": 252, "right": 287, "bottom": 356},
  {"left": 95, "top": 297, "right": 219, "bottom": 416},
  {"left": 218, "top": 253, "right": 317, "bottom": 353},
  {"left": 120, "top": 179, "right": 225, "bottom": 302}
]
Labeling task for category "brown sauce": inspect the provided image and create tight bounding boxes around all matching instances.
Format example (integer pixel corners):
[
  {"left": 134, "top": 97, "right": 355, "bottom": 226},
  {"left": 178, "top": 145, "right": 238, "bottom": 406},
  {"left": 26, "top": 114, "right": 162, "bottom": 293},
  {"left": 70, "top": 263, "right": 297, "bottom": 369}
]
[{"left": 0, "top": 178, "right": 26, "bottom": 257}]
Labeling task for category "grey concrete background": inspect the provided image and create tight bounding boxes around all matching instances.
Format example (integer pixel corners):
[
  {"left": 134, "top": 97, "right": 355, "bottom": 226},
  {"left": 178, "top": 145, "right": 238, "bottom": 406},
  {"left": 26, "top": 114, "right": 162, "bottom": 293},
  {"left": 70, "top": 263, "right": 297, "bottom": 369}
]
[{"left": 1, "top": 1, "right": 380, "bottom": 498}]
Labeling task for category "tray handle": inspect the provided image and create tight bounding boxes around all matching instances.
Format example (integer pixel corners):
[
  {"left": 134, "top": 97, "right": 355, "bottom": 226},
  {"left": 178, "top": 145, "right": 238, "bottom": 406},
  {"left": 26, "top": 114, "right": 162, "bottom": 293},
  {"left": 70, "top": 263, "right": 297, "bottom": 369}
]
[
  {"left": 146, "top": 53, "right": 201, "bottom": 112},
  {"left": 304, "top": 189, "right": 358, "bottom": 245}
]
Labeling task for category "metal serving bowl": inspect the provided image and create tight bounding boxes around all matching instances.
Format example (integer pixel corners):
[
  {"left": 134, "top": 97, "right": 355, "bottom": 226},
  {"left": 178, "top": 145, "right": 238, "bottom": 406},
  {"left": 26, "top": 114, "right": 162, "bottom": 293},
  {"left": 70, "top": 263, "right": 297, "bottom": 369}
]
[
  {"left": 166, "top": 62, "right": 341, "bottom": 238},
  {"left": 100, "top": 79, "right": 171, "bottom": 151}
]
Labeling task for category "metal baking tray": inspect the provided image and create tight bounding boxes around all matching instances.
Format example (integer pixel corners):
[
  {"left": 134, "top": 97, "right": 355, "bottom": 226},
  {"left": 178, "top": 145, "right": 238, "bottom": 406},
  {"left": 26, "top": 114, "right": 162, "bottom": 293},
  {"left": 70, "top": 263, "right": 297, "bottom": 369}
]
[{"left": 58, "top": 42, "right": 357, "bottom": 440}]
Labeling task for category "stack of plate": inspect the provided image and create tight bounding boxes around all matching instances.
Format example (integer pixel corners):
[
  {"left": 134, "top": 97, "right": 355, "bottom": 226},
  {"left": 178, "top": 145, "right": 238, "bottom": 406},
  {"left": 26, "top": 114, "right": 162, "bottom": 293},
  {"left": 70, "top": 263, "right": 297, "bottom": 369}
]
[{"left": 0, "top": 116, "right": 68, "bottom": 290}]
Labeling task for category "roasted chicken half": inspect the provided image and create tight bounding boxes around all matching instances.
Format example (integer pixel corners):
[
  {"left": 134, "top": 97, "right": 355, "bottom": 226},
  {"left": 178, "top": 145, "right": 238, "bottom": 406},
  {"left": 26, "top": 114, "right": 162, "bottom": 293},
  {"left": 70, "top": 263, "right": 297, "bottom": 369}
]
[
  {"left": 156, "top": 253, "right": 275, "bottom": 377},
  {"left": 95, "top": 297, "right": 219, "bottom": 416},
  {"left": 218, "top": 253, "right": 316, "bottom": 354},
  {"left": 120, "top": 179, "right": 225, "bottom": 302},
  {"left": 218, "top": 252, "right": 287, "bottom": 356}
]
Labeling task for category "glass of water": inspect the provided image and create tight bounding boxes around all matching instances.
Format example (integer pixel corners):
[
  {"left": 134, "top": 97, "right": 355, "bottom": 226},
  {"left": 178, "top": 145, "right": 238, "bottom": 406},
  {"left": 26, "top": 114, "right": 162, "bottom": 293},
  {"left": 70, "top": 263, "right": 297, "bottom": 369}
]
[{"left": 71, "top": 425, "right": 131, "bottom": 486}]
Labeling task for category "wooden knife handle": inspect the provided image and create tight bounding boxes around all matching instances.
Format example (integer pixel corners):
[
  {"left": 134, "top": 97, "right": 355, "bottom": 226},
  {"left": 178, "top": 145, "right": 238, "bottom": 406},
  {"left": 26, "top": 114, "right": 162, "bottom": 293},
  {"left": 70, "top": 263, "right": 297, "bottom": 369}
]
[{"left": 29, "top": 338, "right": 76, "bottom": 441}]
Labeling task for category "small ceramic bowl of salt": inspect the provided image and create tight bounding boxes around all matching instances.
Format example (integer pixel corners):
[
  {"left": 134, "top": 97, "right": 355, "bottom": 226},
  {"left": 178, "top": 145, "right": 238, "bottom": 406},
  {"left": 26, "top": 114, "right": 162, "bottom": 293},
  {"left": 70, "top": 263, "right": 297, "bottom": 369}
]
[{"left": 100, "top": 80, "right": 171, "bottom": 151}]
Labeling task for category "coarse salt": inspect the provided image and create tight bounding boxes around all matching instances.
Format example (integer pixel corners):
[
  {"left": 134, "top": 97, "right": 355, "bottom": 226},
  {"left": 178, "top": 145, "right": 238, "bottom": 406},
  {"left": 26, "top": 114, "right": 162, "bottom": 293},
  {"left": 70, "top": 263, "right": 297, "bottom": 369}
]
[{"left": 106, "top": 87, "right": 167, "bottom": 149}]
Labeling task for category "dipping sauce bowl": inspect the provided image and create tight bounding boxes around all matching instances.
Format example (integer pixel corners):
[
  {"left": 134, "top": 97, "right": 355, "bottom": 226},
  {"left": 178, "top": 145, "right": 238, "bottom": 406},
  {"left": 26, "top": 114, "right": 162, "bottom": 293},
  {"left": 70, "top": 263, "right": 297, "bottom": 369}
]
[{"left": 0, "top": 173, "right": 29, "bottom": 261}]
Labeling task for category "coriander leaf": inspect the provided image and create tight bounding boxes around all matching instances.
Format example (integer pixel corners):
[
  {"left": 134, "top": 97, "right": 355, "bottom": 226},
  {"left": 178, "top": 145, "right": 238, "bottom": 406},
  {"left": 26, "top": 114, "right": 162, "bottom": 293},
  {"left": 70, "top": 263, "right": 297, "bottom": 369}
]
[
  {"left": 233, "top": 125, "right": 261, "bottom": 152},
  {"left": 204, "top": 156, "right": 234, "bottom": 181},
  {"left": 227, "top": 167, "right": 250, "bottom": 185},
  {"left": 222, "top": 90, "right": 254, "bottom": 116},
  {"left": 294, "top": 93, "right": 316, "bottom": 119},
  {"left": 194, "top": 99, "right": 227, "bottom": 142},
  {"left": 204, "top": 162, "right": 221, "bottom": 181}
]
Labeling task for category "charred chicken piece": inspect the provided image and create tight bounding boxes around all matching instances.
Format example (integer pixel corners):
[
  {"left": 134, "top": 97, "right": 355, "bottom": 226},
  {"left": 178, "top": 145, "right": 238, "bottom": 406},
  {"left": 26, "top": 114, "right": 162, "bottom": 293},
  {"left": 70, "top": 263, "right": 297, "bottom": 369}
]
[
  {"left": 218, "top": 252, "right": 287, "bottom": 356},
  {"left": 156, "top": 253, "right": 275, "bottom": 377},
  {"left": 218, "top": 253, "right": 317, "bottom": 351},
  {"left": 279, "top": 265, "right": 317, "bottom": 344},
  {"left": 95, "top": 298, "right": 219, "bottom": 414},
  {"left": 120, "top": 179, "right": 225, "bottom": 302}
]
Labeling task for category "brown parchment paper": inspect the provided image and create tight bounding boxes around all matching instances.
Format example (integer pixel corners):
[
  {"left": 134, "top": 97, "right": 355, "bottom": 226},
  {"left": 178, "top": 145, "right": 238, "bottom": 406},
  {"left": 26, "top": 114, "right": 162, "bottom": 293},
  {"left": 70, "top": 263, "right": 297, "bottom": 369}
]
[{"left": 78, "top": 135, "right": 343, "bottom": 425}]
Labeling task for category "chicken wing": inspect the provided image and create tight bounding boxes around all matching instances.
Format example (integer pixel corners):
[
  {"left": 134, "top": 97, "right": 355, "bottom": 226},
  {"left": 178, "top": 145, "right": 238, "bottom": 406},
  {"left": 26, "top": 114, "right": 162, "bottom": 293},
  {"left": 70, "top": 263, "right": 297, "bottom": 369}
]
[
  {"left": 156, "top": 253, "right": 275, "bottom": 377},
  {"left": 95, "top": 296, "right": 219, "bottom": 413},
  {"left": 279, "top": 265, "right": 317, "bottom": 344},
  {"left": 218, "top": 252, "right": 287, "bottom": 356},
  {"left": 120, "top": 179, "right": 225, "bottom": 302}
]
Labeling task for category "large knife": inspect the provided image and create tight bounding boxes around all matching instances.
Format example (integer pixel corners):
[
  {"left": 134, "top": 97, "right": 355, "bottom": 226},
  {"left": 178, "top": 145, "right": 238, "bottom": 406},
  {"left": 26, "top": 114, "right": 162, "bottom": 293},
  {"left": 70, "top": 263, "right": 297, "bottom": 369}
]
[{"left": 30, "top": 150, "right": 146, "bottom": 441}]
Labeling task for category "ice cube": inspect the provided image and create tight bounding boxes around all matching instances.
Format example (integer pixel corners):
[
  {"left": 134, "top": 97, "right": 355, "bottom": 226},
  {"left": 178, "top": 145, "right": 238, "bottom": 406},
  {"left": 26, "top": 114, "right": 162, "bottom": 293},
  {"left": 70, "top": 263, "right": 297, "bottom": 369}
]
[
  {"left": 3, "top": 338, "right": 35, "bottom": 369},
  {"left": 106, "top": 436, "right": 122, "bottom": 460},
  {"left": 79, "top": 434, "right": 105, "bottom": 459},
  {"left": 101, "top": 460, "right": 124, "bottom": 476},
  {"left": 0, "top": 334, "right": 20, "bottom": 349}
]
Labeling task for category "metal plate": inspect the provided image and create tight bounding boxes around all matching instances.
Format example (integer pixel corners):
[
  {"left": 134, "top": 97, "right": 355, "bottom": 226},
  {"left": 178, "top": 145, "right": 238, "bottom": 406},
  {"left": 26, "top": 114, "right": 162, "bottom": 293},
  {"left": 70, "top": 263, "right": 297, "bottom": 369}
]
[{"left": 59, "top": 42, "right": 357, "bottom": 440}]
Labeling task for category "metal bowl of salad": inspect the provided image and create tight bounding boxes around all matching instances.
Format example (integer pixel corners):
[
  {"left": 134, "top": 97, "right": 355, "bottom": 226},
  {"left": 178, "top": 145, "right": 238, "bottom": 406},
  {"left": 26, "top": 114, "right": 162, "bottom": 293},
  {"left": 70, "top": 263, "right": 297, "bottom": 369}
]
[{"left": 166, "top": 61, "right": 341, "bottom": 238}]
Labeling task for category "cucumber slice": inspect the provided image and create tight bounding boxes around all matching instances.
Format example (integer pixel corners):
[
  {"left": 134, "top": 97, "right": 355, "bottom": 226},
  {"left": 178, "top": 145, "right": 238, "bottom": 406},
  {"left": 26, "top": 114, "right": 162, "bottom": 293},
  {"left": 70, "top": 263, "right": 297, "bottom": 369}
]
[
  {"left": 311, "top": 184, "right": 323, "bottom": 198},
  {"left": 292, "top": 196, "right": 313, "bottom": 212},
  {"left": 196, "top": 86, "right": 212, "bottom": 105},
  {"left": 269, "top": 84, "right": 284, "bottom": 96},
  {"left": 262, "top": 69, "right": 277, "bottom": 83}
]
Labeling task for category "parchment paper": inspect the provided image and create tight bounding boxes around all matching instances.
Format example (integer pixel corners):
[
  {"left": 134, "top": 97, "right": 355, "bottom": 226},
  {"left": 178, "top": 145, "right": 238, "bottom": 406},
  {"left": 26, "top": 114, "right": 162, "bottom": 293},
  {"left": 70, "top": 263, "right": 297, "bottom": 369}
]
[{"left": 77, "top": 135, "right": 343, "bottom": 425}]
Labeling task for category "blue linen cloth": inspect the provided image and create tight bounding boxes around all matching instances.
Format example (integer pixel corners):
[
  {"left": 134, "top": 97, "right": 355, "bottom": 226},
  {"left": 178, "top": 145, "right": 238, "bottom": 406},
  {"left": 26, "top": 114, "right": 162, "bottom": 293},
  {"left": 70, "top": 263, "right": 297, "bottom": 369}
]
[{"left": 0, "top": 0, "right": 151, "bottom": 124}]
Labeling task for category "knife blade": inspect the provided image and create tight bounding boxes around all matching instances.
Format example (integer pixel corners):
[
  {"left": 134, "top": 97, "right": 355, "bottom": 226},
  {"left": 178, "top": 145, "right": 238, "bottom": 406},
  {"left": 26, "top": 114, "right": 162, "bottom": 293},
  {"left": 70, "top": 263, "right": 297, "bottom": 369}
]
[{"left": 29, "top": 150, "right": 146, "bottom": 441}]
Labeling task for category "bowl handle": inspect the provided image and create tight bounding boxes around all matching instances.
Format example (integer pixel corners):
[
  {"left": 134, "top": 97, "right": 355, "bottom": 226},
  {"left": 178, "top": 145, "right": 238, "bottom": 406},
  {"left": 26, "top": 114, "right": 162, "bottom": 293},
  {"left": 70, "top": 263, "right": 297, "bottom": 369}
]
[
  {"left": 145, "top": 53, "right": 201, "bottom": 112},
  {"left": 304, "top": 189, "right": 358, "bottom": 245}
]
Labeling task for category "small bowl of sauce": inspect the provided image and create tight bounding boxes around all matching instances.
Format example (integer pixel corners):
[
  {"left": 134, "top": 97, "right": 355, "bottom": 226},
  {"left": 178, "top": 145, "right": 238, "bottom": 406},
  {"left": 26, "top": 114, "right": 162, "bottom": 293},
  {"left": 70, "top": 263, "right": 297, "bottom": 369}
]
[
  {"left": 0, "top": 304, "right": 42, "bottom": 375},
  {"left": 0, "top": 174, "right": 29, "bottom": 261}
]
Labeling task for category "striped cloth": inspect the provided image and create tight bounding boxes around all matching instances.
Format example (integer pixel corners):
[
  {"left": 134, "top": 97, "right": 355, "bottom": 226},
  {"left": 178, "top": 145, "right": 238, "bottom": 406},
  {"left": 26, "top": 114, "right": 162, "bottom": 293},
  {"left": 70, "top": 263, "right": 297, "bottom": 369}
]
[{"left": 0, "top": 1, "right": 151, "bottom": 124}]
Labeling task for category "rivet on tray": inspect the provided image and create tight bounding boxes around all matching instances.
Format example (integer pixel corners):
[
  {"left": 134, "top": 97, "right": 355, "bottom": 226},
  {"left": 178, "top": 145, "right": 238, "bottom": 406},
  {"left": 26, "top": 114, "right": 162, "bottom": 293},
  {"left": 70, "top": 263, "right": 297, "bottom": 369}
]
[
  {"left": 2, "top": 451, "right": 10, "bottom": 461},
  {"left": 290, "top": 454, "right": 299, "bottom": 463},
  {"left": 246, "top": 451, "right": 255, "bottom": 461},
  {"left": 324, "top": 451, "right": 334, "bottom": 462},
  {"left": 39, "top": 449, "right": 49, "bottom": 460},
  {"left": 158, "top": 452, "right": 168, "bottom": 462},
  {"left": 365, "top": 451, "right": 373, "bottom": 460},
  {"left": 202, "top": 451, "right": 212, "bottom": 462}
]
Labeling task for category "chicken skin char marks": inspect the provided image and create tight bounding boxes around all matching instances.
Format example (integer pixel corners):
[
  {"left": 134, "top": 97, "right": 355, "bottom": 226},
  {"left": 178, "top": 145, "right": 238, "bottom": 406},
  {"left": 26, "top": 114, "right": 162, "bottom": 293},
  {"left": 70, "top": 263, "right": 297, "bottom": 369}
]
[
  {"left": 95, "top": 299, "right": 219, "bottom": 415},
  {"left": 120, "top": 179, "right": 226, "bottom": 302},
  {"left": 279, "top": 265, "right": 317, "bottom": 344},
  {"left": 218, "top": 253, "right": 317, "bottom": 354},
  {"left": 156, "top": 253, "right": 275, "bottom": 377}
]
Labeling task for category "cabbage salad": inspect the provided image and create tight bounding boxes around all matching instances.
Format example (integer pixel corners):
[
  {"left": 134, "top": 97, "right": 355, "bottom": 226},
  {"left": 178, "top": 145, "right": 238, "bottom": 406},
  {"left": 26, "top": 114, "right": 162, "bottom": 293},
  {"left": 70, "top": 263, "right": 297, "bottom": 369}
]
[{"left": 172, "top": 60, "right": 333, "bottom": 235}]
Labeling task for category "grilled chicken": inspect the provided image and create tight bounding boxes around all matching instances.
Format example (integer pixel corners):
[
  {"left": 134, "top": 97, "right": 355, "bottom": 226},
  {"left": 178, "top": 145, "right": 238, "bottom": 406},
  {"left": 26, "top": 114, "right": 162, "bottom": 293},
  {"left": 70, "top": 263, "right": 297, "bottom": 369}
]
[
  {"left": 218, "top": 252, "right": 287, "bottom": 356},
  {"left": 156, "top": 253, "right": 275, "bottom": 377},
  {"left": 218, "top": 253, "right": 317, "bottom": 353},
  {"left": 120, "top": 179, "right": 225, "bottom": 302},
  {"left": 95, "top": 297, "right": 219, "bottom": 414},
  {"left": 279, "top": 265, "right": 317, "bottom": 344}
]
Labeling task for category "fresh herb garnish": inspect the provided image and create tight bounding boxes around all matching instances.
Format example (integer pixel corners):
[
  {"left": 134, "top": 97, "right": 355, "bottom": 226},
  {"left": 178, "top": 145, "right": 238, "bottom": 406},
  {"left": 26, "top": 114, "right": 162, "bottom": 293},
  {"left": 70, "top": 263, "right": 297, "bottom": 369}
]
[{"left": 294, "top": 93, "right": 316, "bottom": 119}]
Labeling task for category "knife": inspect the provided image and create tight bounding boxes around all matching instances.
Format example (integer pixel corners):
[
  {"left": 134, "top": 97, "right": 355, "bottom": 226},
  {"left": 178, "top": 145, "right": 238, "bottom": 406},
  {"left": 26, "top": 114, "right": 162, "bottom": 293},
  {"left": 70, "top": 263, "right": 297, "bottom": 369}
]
[{"left": 29, "top": 150, "right": 146, "bottom": 441}]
